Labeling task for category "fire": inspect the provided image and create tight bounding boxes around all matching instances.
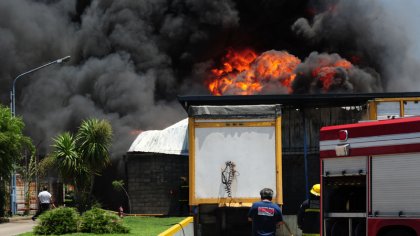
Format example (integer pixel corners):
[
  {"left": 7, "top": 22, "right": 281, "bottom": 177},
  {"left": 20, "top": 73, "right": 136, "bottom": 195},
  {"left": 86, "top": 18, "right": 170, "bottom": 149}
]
[
  {"left": 311, "top": 59, "right": 352, "bottom": 92},
  {"left": 207, "top": 49, "right": 356, "bottom": 95},
  {"left": 208, "top": 49, "right": 257, "bottom": 96},
  {"left": 254, "top": 51, "right": 301, "bottom": 87},
  {"left": 207, "top": 49, "right": 301, "bottom": 95}
]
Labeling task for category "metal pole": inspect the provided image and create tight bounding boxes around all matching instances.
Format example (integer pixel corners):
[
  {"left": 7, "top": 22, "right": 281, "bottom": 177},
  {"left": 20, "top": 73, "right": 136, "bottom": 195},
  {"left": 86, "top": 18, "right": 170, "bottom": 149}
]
[
  {"left": 11, "top": 55, "right": 70, "bottom": 116},
  {"left": 302, "top": 109, "right": 309, "bottom": 200},
  {"left": 9, "top": 55, "right": 70, "bottom": 215}
]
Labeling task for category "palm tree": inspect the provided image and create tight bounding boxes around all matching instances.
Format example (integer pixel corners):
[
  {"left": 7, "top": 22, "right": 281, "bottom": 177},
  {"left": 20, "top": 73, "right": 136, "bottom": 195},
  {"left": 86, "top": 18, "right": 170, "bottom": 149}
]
[
  {"left": 47, "top": 132, "right": 86, "bottom": 211},
  {"left": 77, "top": 118, "right": 112, "bottom": 210},
  {"left": 50, "top": 132, "right": 88, "bottom": 187},
  {"left": 77, "top": 119, "right": 112, "bottom": 174},
  {"left": 45, "top": 118, "right": 112, "bottom": 212}
]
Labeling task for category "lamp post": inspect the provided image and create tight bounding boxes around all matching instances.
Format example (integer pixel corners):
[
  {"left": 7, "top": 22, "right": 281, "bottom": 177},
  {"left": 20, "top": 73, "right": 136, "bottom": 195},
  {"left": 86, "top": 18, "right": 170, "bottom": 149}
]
[
  {"left": 9, "top": 55, "right": 71, "bottom": 215},
  {"left": 10, "top": 55, "right": 71, "bottom": 116}
]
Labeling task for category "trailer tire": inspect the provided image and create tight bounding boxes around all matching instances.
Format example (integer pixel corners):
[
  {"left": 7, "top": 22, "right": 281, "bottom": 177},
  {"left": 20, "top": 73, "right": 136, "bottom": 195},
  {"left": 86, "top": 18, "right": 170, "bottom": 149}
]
[{"left": 380, "top": 228, "right": 416, "bottom": 236}]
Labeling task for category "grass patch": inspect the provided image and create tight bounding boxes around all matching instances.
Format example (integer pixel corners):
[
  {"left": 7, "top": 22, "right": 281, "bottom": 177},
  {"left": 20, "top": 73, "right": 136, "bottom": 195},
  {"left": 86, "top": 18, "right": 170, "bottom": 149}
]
[{"left": 19, "top": 216, "right": 187, "bottom": 236}]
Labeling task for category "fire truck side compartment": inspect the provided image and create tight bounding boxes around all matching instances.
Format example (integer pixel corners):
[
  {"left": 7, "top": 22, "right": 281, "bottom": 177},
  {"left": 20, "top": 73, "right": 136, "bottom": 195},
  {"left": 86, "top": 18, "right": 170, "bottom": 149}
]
[
  {"left": 320, "top": 117, "right": 420, "bottom": 236},
  {"left": 322, "top": 157, "right": 367, "bottom": 236}
]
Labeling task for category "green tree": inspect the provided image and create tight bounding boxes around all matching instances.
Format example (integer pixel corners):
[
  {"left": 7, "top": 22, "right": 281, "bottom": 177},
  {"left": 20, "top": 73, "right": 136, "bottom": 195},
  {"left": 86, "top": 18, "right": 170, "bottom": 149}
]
[
  {"left": 0, "top": 105, "right": 34, "bottom": 216},
  {"left": 44, "top": 118, "right": 112, "bottom": 212}
]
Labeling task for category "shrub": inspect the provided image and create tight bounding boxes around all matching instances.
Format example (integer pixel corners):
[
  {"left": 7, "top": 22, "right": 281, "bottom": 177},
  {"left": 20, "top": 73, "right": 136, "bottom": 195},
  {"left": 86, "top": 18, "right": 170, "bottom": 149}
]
[
  {"left": 80, "top": 207, "right": 129, "bottom": 234},
  {"left": 33, "top": 207, "right": 79, "bottom": 235}
]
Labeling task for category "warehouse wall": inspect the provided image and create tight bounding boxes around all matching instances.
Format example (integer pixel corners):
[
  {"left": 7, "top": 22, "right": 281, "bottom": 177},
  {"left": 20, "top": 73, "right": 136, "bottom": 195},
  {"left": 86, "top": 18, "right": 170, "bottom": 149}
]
[{"left": 126, "top": 153, "right": 188, "bottom": 215}]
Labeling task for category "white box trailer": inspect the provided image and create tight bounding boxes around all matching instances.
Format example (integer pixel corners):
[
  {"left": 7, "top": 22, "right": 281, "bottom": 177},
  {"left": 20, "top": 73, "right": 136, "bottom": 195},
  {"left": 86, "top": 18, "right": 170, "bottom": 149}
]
[
  {"left": 187, "top": 105, "right": 283, "bottom": 235},
  {"left": 319, "top": 116, "right": 420, "bottom": 236}
]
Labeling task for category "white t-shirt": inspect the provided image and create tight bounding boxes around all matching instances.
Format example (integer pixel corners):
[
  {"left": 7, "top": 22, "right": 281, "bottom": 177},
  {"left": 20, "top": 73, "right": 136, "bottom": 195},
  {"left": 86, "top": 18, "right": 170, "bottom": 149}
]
[{"left": 38, "top": 191, "right": 52, "bottom": 204}]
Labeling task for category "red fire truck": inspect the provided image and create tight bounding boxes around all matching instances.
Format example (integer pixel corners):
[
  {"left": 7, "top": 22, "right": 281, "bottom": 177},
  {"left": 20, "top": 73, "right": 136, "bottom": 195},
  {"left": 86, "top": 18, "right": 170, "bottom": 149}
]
[{"left": 319, "top": 116, "right": 420, "bottom": 236}]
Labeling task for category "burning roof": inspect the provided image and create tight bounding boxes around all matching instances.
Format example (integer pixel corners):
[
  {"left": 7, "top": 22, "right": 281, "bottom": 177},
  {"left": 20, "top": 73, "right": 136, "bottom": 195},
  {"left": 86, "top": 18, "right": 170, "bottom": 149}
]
[{"left": 207, "top": 49, "right": 382, "bottom": 96}]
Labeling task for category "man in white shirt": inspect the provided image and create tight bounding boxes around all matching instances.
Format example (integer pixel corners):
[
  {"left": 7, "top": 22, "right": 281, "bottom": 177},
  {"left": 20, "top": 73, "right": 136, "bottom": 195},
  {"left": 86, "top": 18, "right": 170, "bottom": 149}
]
[{"left": 32, "top": 186, "right": 54, "bottom": 221}]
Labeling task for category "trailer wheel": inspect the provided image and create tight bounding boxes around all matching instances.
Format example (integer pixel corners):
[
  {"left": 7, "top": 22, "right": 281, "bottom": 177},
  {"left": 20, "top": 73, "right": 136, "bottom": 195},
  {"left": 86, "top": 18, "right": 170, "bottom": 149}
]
[{"left": 380, "top": 228, "right": 416, "bottom": 236}]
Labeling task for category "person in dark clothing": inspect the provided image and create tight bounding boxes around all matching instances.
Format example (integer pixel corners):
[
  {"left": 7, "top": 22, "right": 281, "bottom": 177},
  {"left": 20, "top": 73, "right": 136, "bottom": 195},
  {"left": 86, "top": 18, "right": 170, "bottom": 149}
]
[
  {"left": 248, "top": 188, "right": 284, "bottom": 236},
  {"left": 298, "top": 184, "right": 320, "bottom": 236}
]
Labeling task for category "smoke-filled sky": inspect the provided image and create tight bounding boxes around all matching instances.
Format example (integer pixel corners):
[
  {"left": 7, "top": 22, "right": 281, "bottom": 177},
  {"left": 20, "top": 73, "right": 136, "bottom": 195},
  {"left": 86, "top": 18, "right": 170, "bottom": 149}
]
[{"left": 0, "top": 0, "right": 419, "bottom": 157}]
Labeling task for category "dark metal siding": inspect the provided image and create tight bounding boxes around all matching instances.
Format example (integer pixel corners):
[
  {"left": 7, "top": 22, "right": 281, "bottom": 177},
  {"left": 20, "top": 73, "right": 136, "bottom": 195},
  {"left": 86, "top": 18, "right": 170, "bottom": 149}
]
[{"left": 281, "top": 106, "right": 366, "bottom": 214}]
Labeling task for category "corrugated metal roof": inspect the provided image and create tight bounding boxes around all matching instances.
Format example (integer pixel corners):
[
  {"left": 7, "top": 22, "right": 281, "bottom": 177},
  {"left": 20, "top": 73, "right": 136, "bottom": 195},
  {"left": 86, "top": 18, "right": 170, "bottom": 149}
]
[{"left": 128, "top": 118, "right": 188, "bottom": 156}]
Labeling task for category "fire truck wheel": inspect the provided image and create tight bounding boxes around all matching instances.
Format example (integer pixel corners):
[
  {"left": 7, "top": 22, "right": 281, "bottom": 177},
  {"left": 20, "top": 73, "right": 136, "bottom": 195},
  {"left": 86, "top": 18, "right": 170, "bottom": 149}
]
[{"left": 381, "top": 228, "right": 415, "bottom": 236}]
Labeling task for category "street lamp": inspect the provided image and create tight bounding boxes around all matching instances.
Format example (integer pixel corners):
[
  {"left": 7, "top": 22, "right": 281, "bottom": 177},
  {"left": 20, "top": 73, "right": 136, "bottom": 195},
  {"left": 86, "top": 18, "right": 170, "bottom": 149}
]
[
  {"left": 10, "top": 55, "right": 71, "bottom": 116},
  {"left": 9, "top": 55, "right": 71, "bottom": 215}
]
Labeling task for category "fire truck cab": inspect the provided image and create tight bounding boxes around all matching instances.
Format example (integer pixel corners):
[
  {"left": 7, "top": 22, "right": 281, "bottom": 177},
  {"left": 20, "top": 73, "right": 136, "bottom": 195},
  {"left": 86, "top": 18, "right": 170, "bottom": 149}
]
[{"left": 319, "top": 116, "right": 420, "bottom": 236}]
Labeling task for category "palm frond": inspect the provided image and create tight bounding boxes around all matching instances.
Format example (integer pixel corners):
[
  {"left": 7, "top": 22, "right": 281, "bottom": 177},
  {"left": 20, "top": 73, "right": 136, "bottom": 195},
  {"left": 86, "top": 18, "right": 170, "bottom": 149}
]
[
  {"left": 76, "top": 118, "right": 113, "bottom": 173},
  {"left": 51, "top": 132, "right": 85, "bottom": 183}
]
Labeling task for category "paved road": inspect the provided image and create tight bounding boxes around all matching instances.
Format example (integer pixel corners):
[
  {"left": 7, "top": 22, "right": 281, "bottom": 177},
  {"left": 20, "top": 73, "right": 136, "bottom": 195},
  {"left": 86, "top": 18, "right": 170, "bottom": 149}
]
[{"left": 0, "top": 219, "right": 36, "bottom": 236}]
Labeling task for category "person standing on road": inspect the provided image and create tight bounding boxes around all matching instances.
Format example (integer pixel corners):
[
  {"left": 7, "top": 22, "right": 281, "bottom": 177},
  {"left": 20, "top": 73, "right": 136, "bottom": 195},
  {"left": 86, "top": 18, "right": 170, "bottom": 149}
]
[
  {"left": 32, "top": 186, "right": 54, "bottom": 221},
  {"left": 297, "top": 184, "right": 320, "bottom": 236},
  {"left": 248, "top": 188, "right": 284, "bottom": 236}
]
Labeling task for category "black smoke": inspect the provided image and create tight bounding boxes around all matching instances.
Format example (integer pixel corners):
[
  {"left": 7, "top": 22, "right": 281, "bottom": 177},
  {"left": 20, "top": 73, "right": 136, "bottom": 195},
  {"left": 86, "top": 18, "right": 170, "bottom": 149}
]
[
  {"left": 291, "top": 0, "right": 420, "bottom": 91},
  {"left": 0, "top": 0, "right": 418, "bottom": 157},
  {"left": 0, "top": 0, "right": 243, "bottom": 156},
  {"left": 291, "top": 52, "right": 382, "bottom": 94}
]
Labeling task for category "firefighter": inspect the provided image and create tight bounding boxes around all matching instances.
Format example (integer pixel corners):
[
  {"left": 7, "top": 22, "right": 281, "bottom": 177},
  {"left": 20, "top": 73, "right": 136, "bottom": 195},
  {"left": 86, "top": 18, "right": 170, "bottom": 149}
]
[{"left": 298, "top": 184, "right": 320, "bottom": 236}]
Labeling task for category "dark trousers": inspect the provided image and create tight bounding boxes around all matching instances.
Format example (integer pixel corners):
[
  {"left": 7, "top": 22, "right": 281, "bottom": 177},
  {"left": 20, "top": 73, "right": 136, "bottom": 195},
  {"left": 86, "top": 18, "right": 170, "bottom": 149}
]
[{"left": 33, "top": 203, "right": 50, "bottom": 219}]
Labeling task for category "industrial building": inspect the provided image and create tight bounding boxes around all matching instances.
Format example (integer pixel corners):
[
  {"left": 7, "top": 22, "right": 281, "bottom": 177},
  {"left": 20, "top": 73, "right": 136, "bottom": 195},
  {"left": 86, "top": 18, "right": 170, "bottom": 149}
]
[{"left": 125, "top": 92, "right": 420, "bottom": 235}]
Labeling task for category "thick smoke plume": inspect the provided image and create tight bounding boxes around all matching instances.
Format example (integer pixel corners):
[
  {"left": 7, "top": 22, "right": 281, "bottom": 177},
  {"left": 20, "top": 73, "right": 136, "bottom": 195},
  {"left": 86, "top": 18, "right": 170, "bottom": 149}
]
[
  {"left": 291, "top": 52, "right": 382, "bottom": 94},
  {"left": 291, "top": 0, "right": 420, "bottom": 91},
  {"left": 0, "top": 0, "right": 419, "bottom": 156},
  {"left": 0, "top": 0, "right": 240, "bottom": 156}
]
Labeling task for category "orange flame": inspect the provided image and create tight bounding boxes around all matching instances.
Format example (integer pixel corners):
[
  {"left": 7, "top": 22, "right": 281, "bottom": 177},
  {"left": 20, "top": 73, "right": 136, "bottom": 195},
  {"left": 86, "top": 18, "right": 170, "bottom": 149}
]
[
  {"left": 207, "top": 49, "right": 301, "bottom": 95},
  {"left": 208, "top": 49, "right": 355, "bottom": 95},
  {"left": 208, "top": 49, "right": 257, "bottom": 95}
]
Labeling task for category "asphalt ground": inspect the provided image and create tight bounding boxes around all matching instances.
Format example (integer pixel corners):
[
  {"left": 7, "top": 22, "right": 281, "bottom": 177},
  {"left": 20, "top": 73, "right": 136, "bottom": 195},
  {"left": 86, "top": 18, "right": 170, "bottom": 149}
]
[{"left": 0, "top": 218, "right": 36, "bottom": 236}]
